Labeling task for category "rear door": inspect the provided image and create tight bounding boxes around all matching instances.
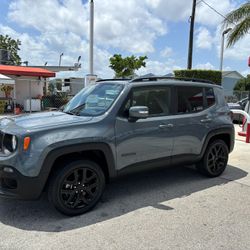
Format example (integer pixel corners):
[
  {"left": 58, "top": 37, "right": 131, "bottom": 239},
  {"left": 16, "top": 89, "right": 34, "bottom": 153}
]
[{"left": 171, "top": 85, "right": 216, "bottom": 160}]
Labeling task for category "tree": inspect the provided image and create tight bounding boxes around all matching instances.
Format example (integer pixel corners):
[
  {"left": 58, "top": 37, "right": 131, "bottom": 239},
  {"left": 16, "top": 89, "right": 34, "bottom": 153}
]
[
  {"left": 48, "top": 82, "right": 55, "bottom": 95},
  {"left": 56, "top": 79, "right": 62, "bottom": 91},
  {"left": 223, "top": 2, "right": 250, "bottom": 47},
  {"left": 234, "top": 75, "right": 250, "bottom": 91},
  {"left": 0, "top": 35, "right": 22, "bottom": 65},
  {"left": 109, "top": 54, "right": 147, "bottom": 78}
]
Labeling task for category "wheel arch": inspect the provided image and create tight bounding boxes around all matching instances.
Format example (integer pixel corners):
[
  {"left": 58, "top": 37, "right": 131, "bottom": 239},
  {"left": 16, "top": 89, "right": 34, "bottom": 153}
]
[
  {"left": 200, "top": 127, "right": 234, "bottom": 158},
  {"left": 38, "top": 143, "right": 116, "bottom": 193}
]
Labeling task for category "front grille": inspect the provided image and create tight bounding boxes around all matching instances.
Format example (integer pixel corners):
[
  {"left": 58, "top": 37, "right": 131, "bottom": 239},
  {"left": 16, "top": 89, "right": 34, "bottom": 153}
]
[{"left": 0, "top": 131, "right": 4, "bottom": 153}]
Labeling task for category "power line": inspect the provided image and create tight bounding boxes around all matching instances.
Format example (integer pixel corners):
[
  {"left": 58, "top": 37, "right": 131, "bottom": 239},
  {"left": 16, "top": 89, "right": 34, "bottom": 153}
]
[
  {"left": 200, "top": 0, "right": 250, "bottom": 34},
  {"left": 196, "top": 0, "right": 202, "bottom": 6},
  {"left": 200, "top": 0, "right": 231, "bottom": 23}
]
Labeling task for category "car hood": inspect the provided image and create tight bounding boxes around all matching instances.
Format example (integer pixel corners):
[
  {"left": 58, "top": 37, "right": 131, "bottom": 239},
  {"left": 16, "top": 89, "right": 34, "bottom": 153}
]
[{"left": 0, "top": 111, "right": 93, "bottom": 131}]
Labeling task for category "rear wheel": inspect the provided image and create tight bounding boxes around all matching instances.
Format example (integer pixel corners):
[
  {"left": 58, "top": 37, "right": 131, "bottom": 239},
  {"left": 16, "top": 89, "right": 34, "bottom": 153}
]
[
  {"left": 48, "top": 160, "right": 105, "bottom": 216},
  {"left": 196, "top": 139, "right": 229, "bottom": 177}
]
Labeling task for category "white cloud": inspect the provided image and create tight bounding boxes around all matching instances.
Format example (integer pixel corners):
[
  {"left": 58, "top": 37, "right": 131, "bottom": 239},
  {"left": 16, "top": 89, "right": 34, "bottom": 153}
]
[
  {"left": 161, "top": 47, "right": 173, "bottom": 57},
  {"left": 2, "top": 0, "right": 246, "bottom": 79},
  {"left": 213, "top": 26, "right": 250, "bottom": 64},
  {"left": 224, "top": 34, "right": 250, "bottom": 61},
  {"left": 0, "top": 25, "right": 50, "bottom": 65},
  {"left": 195, "top": 27, "right": 213, "bottom": 49},
  {"left": 8, "top": 0, "right": 89, "bottom": 37},
  {"left": 136, "top": 59, "right": 181, "bottom": 76},
  {"left": 241, "top": 69, "right": 250, "bottom": 77},
  {"left": 94, "top": 0, "right": 167, "bottom": 53},
  {"left": 145, "top": 0, "right": 235, "bottom": 27},
  {"left": 145, "top": 0, "right": 192, "bottom": 21},
  {"left": 196, "top": 0, "right": 236, "bottom": 27},
  {"left": 8, "top": 0, "right": 167, "bottom": 54},
  {"left": 195, "top": 62, "right": 215, "bottom": 70}
]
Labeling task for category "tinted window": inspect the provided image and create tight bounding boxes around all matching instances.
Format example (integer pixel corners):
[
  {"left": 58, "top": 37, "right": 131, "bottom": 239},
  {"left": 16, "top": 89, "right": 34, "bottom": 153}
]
[
  {"left": 205, "top": 88, "right": 215, "bottom": 107},
  {"left": 123, "top": 87, "right": 171, "bottom": 117},
  {"left": 177, "top": 86, "right": 204, "bottom": 114}
]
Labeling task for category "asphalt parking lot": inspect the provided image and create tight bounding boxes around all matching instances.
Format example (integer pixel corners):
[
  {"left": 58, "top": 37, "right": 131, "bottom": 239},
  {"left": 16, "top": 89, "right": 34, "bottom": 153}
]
[{"left": 0, "top": 125, "right": 250, "bottom": 250}]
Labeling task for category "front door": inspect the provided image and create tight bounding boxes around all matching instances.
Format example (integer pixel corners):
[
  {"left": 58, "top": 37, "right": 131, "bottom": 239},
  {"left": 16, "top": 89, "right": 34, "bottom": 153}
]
[{"left": 115, "top": 86, "right": 175, "bottom": 170}]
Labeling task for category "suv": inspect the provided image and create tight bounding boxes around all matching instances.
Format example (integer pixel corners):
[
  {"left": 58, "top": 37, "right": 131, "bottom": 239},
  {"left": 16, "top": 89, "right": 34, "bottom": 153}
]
[{"left": 0, "top": 77, "right": 234, "bottom": 216}]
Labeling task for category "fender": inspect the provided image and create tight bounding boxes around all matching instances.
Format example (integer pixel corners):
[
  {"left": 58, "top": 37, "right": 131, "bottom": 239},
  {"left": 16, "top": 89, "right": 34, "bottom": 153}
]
[
  {"left": 200, "top": 126, "right": 235, "bottom": 159},
  {"left": 35, "top": 142, "right": 117, "bottom": 197}
]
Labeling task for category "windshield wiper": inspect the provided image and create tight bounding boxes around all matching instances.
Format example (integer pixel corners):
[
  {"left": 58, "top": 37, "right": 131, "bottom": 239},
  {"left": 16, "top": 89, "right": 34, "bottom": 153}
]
[
  {"left": 64, "top": 111, "right": 75, "bottom": 115},
  {"left": 64, "top": 103, "right": 86, "bottom": 115}
]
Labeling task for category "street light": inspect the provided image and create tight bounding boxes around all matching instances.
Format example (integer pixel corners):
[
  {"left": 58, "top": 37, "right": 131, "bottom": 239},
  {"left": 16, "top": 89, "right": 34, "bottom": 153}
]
[
  {"left": 59, "top": 53, "right": 64, "bottom": 67},
  {"left": 220, "top": 28, "right": 232, "bottom": 71}
]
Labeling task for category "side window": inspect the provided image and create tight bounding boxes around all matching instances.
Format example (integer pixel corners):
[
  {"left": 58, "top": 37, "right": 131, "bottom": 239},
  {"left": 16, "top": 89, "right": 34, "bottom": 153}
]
[
  {"left": 177, "top": 86, "right": 204, "bottom": 114},
  {"left": 122, "top": 87, "right": 171, "bottom": 117},
  {"left": 205, "top": 88, "right": 215, "bottom": 107}
]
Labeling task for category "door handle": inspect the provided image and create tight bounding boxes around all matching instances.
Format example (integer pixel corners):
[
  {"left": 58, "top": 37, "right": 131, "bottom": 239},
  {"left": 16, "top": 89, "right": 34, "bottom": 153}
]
[
  {"left": 200, "top": 118, "right": 212, "bottom": 123},
  {"left": 159, "top": 123, "right": 174, "bottom": 129}
]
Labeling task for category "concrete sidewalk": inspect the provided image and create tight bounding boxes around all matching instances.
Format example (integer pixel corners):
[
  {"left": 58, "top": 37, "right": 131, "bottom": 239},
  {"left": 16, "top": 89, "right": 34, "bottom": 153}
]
[{"left": 0, "top": 126, "right": 250, "bottom": 250}]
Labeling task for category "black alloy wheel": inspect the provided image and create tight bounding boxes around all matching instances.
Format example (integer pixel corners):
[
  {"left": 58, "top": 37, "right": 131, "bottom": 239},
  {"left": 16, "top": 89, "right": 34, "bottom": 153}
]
[
  {"left": 48, "top": 160, "right": 105, "bottom": 216},
  {"left": 197, "top": 140, "right": 229, "bottom": 177},
  {"left": 60, "top": 167, "right": 99, "bottom": 209}
]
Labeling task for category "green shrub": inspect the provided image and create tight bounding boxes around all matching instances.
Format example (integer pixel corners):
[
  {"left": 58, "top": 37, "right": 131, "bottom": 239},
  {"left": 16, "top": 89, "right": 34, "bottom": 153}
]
[
  {"left": 234, "top": 75, "right": 250, "bottom": 91},
  {"left": 174, "top": 69, "right": 222, "bottom": 85}
]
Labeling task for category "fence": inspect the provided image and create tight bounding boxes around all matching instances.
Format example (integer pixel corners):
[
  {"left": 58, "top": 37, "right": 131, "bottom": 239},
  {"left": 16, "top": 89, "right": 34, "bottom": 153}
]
[
  {"left": 42, "top": 93, "right": 74, "bottom": 110},
  {"left": 224, "top": 90, "right": 250, "bottom": 103}
]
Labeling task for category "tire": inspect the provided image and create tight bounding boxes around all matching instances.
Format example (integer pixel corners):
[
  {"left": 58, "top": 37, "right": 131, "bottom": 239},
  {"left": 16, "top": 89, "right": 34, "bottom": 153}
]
[
  {"left": 48, "top": 160, "right": 105, "bottom": 216},
  {"left": 196, "top": 139, "right": 229, "bottom": 177}
]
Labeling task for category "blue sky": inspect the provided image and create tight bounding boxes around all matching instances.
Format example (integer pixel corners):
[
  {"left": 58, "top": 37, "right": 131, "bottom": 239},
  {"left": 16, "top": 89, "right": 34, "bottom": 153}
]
[{"left": 0, "top": 0, "right": 249, "bottom": 78}]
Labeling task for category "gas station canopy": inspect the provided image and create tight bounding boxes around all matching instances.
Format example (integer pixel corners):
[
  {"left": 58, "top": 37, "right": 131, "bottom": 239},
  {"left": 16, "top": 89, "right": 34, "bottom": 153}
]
[{"left": 0, "top": 65, "right": 55, "bottom": 78}]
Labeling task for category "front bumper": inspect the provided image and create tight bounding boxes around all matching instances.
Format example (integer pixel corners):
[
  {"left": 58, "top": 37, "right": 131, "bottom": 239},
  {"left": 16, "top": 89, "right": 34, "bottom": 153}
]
[{"left": 0, "top": 166, "right": 44, "bottom": 200}]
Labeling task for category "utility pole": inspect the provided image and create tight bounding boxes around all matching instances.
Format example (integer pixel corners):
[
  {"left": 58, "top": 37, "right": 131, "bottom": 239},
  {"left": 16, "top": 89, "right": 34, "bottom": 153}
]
[
  {"left": 85, "top": 0, "right": 97, "bottom": 87},
  {"left": 187, "top": 0, "right": 197, "bottom": 70},
  {"left": 89, "top": 0, "right": 94, "bottom": 75}
]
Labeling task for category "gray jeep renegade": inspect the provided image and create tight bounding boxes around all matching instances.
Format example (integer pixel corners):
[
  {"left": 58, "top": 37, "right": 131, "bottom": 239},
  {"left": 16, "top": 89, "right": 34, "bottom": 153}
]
[{"left": 0, "top": 77, "right": 234, "bottom": 215}]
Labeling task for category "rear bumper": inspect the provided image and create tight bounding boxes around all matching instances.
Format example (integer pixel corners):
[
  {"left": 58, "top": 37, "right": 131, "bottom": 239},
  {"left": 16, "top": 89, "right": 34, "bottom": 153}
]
[{"left": 0, "top": 166, "right": 43, "bottom": 200}]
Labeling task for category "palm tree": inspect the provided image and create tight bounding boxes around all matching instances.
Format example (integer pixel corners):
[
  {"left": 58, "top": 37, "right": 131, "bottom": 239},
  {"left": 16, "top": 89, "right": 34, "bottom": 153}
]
[{"left": 223, "top": 2, "right": 250, "bottom": 47}]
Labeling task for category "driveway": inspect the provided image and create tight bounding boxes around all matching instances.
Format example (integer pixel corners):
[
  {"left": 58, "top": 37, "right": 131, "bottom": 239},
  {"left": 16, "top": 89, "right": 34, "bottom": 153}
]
[{"left": 0, "top": 125, "right": 250, "bottom": 250}]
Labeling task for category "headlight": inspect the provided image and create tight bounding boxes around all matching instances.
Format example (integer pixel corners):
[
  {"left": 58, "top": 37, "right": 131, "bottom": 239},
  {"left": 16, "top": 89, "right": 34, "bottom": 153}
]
[{"left": 2, "top": 134, "right": 18, "bottom": 154}]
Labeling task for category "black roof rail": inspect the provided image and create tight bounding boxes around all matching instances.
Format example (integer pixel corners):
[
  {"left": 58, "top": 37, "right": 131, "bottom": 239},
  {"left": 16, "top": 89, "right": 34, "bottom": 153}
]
[
  {"left": 96, "top": 78, "right": 131, "bottom": 82},
  {"left": 130, "top": 76, "right": 215, "bottom": 85}
]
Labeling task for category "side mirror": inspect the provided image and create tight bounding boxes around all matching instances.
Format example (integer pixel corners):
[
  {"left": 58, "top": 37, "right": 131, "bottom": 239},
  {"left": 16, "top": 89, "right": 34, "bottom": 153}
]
[{"left": 129, "top": 106, "right": 149, "bottom": 120}]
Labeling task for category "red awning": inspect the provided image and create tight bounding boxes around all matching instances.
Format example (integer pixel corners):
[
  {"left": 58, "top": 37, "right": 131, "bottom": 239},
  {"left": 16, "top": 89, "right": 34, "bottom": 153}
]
[{"left": 0, "top": 65, "right": 55, "bottom": 78}]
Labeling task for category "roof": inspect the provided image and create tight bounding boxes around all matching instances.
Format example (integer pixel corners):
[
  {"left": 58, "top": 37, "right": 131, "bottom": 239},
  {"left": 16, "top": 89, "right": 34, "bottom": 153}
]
[
  {"left": 222, "top": 71, "right": 244, "bottom": 79},
  {"left": 0, "top": 65, "right": 55, "bottom": 77},
  {"left": 97, "top": 77, "right": 221, "bottom": 88},
  {"left": 30, "top": 65, "right": 80, "bottom": 72},
  {"left": 0, "top": 74, "right": 15, "bottom": 84}
]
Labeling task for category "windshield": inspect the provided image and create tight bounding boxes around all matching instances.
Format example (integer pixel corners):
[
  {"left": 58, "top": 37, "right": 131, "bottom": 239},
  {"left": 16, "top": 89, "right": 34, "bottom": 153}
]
[{"left": 63, "top": 83, "right": 124, "bottom": 116}]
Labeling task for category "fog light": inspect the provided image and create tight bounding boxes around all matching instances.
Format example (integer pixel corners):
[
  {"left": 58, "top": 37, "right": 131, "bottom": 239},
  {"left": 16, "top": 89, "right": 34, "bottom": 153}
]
[{"left": 3, "top": 167, "right": 14, "bottom": 173}]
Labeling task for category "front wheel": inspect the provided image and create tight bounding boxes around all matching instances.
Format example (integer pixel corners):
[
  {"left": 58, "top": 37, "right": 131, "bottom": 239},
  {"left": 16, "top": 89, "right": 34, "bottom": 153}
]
[
  {"left": 196, "top": 139, "right": 229, "bottom": 177},
  {"left": 48, "top": 160, "right": 105, "bottom": 216}
]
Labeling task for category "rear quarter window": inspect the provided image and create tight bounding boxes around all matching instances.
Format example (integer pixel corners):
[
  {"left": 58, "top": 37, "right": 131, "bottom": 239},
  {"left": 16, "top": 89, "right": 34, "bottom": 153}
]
[
  {"left": 205, "top": 87, "right": 216, "bottom": 107},
  {"left": 176, "top": 86, "right": 204, "bottom": 114}
]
